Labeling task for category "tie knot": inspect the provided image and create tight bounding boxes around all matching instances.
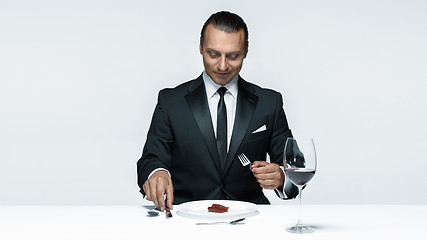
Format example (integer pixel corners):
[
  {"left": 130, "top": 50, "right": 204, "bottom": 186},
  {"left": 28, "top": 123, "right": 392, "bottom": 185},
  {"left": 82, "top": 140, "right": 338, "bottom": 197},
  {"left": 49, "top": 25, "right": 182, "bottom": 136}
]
[{"left": 217, "top": 87, "right": 227, "bottom": 97}]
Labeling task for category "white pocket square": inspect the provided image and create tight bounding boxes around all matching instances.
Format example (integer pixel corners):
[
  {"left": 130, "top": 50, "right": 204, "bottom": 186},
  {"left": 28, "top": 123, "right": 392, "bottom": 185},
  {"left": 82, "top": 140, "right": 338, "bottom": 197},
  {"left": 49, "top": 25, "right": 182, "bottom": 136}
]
[{"left": 252, "top": 125, "right": 267, "bottom": 134}]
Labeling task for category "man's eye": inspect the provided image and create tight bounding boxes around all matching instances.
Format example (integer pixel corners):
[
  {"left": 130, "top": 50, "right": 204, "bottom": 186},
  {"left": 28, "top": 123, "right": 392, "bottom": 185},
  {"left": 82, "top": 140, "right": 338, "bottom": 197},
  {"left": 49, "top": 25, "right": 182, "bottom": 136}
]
[
  {"left": 209, "top": 52, "right": 220, "bottom": 58},
  {"left": 227, "top": 54, "right": 239, "bottom": 60}
]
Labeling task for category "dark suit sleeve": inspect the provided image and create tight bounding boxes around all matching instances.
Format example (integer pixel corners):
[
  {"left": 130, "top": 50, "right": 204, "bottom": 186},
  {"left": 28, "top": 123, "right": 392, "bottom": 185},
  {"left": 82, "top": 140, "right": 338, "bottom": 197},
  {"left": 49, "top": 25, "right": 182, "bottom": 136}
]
[
  {"left": 137, "top": 90, "right": 173, "bottom": 192},
  {"left": 268, "top": 92, "right": 292, "bottom": 165},
  {"left": 268, "top": 92, "right": 299, "bottom": 199}
]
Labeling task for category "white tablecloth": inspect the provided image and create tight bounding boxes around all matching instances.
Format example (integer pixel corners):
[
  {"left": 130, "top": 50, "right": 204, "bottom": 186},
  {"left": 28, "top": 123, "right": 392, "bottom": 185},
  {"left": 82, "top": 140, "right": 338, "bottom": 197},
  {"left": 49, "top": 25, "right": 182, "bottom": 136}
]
[{"left": 1, "top": 203, "right": 426, "bottom": 240}]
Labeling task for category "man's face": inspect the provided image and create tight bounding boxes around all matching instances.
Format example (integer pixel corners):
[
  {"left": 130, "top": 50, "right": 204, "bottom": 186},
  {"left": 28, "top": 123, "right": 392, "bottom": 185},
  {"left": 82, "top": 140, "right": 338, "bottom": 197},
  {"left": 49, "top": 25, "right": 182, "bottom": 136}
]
[{"left": 200, "top": 24, "right": 248, "bottom": 86}]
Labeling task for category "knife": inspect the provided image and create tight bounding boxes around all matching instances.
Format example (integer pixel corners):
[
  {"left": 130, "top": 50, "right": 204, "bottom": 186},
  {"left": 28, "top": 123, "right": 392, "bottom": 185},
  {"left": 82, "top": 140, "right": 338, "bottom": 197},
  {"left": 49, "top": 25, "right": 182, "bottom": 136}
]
[{"left": 165, "top": 208, "right": 173, "bottom": 218}]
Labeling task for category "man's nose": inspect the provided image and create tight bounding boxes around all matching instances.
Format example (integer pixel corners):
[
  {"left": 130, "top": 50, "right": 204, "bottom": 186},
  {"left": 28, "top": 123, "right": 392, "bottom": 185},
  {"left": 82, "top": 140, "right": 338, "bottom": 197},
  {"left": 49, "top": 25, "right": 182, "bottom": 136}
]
[{"left": 217, "top": 56, "right": 228, "bottom": 71}]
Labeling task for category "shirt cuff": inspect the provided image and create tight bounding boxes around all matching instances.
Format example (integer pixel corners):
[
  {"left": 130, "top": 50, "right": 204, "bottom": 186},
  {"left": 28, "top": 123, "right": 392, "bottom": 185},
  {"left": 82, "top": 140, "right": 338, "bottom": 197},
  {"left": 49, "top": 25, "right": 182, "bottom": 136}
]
[
  {"left": 274, "top": 166, "right": 288, "bottom": 199},
  {"left": 147, "top": 168, "right": 171, "bottom": 180},
  {"left": 274, "top": 178, "right": 289, "bottom": 199}
]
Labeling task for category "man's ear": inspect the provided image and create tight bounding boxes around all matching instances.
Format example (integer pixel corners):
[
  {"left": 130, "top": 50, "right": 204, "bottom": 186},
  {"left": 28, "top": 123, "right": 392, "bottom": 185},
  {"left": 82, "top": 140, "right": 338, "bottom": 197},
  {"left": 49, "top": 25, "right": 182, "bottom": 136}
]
[{"left": 199, "top": 44, "right": 203, "bottom": 54}]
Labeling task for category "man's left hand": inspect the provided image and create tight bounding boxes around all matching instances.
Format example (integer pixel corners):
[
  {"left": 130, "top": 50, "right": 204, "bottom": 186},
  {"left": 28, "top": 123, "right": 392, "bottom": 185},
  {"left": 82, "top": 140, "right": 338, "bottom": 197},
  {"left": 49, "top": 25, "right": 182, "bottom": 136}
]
[{"left": 251, "top": 161, "right": 285, "bottom": 189}]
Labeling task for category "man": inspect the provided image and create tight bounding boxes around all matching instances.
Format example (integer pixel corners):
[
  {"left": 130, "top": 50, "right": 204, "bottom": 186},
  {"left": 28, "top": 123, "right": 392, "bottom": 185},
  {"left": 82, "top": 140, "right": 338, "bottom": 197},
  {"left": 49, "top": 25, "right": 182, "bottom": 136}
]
[{"left": 137, "top": 11, "right": 298, "bottom": 211}]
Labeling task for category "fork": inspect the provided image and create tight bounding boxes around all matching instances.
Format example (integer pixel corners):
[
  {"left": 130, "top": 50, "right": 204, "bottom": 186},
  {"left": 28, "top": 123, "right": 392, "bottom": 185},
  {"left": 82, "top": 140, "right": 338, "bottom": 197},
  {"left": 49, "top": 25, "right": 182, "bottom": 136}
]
[
  {"left": 238, "top": 153, "right": 252, "bottom": 168},
  {"left": 196, "top": 218, "right": 245, "bottom": 225}
]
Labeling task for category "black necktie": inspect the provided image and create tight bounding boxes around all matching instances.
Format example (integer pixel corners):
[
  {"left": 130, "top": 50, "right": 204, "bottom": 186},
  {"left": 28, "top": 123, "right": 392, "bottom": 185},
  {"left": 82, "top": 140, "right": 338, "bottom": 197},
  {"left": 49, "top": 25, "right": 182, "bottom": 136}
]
[{"left": 217, "top": 87, "right": 228, "bottom": 170}]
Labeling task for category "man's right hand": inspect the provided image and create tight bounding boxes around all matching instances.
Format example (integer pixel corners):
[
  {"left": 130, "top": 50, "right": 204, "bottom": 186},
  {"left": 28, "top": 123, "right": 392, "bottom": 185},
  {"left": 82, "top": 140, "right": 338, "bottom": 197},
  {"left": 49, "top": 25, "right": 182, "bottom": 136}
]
[{"left": 142, "top": 170, "right": 174, "bottom": 211}]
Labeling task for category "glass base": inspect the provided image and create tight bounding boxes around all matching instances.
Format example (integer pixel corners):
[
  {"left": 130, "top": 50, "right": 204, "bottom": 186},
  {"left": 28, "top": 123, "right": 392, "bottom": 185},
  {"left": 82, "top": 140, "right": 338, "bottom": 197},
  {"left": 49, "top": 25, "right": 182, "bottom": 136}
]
[{"left": 286, "top": 223, "right": 315, "bottom": 234}]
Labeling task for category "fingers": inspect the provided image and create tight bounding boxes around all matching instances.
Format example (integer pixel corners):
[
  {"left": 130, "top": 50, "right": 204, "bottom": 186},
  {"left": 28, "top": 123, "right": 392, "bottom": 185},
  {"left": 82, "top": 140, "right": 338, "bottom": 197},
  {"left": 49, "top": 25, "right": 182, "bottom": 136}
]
[
  {"left": 166, "top": 181, "right": 174, "bottom": 210},
  {"left": 155, "top": 181, "right": 166, "bottom": 210},
  {"left": 142, "top": 170, "right": 174, "bottom": 211},
  {"left": 251, "top": 161, "right": 267, "bottom": 169},
  {"left": 252, "top": 162, "right": 285, "bottom": 189},
  {"left": 251, "top": 161, "right": 278, "bottom": 174},
  {"left": 254, "top": 172, "right": 281, "bottom": 189}
]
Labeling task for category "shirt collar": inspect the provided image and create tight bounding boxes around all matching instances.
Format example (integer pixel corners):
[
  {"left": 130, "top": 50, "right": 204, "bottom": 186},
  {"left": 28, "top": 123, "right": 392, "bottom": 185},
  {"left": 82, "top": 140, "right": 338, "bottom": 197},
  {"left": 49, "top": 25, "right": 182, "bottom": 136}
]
[{"left": 202, "top": 71, "right": 238, "bottom": 99}]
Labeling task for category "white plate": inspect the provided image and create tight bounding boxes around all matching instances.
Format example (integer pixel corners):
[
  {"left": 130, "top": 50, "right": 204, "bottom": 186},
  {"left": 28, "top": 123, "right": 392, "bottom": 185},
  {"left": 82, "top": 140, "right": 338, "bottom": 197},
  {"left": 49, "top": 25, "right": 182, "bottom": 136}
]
[{"left": 175, "top": 200, "right": 259, "bottom": 220}]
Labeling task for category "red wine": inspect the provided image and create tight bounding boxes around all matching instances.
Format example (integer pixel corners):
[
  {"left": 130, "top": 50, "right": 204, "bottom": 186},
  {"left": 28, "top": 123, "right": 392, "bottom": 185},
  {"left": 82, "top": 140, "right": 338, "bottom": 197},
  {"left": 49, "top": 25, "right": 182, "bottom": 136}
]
[{"left": 285, "top": 168, "right": 315, "bottom": 186}]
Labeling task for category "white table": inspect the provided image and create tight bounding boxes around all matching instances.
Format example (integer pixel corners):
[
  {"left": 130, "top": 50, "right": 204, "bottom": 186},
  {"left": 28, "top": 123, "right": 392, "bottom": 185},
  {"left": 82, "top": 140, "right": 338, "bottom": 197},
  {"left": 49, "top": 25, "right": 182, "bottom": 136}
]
[{"left": 1, "top": 204, "right": 426, "bottom": 240}]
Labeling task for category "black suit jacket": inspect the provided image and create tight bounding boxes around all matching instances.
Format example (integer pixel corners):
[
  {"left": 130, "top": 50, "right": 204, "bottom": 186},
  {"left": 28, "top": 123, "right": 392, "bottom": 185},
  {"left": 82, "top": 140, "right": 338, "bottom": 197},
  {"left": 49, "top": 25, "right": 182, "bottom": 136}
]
[{"left": 137, "top": 75, "right": 297, "bottom": 204}]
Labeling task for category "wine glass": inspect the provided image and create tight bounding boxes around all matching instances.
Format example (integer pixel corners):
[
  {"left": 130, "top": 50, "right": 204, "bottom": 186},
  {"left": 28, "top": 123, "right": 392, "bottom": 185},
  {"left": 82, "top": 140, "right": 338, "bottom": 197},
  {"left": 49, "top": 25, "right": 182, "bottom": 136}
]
[{"left": 284, "top": 137, "right": 317, "bottom": 234}]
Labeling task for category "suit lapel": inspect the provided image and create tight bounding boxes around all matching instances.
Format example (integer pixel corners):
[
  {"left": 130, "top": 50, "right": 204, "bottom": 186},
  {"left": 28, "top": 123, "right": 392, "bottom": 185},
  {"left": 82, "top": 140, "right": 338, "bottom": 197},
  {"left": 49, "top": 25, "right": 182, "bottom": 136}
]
[
  {"left": 224, "top": 78, "right": 258, "bottom": 174},
  {"left": 185, "top": 77, "right": 222, "bottom": 175}
]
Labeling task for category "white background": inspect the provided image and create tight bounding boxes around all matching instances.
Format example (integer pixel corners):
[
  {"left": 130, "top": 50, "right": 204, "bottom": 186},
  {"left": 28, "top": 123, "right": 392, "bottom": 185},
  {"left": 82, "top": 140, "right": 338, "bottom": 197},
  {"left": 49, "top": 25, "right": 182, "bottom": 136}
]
[{"left": 1, "top": 0, "right": 426, "bottom": 205}]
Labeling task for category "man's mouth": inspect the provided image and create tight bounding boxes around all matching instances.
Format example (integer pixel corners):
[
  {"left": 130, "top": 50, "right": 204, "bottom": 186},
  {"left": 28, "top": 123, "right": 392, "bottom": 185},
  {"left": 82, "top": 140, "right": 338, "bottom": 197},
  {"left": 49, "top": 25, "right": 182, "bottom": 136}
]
[{"left": 216, "top": 72, "right": 229, "bottom": 76}]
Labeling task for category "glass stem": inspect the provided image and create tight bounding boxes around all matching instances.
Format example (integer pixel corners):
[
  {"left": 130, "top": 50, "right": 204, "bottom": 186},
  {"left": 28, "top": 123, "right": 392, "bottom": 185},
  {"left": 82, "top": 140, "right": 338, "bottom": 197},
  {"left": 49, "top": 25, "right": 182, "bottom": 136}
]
[{"left": 297, "top": 185, "right": 303, "bottom": 226}]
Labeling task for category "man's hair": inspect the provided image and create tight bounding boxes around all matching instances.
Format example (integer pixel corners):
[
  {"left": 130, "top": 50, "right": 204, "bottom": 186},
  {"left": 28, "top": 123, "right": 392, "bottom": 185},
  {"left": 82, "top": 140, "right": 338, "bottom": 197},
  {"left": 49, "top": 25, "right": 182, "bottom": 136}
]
[{"left": 200, "top": 11, "right": 249, "bottom": 50}]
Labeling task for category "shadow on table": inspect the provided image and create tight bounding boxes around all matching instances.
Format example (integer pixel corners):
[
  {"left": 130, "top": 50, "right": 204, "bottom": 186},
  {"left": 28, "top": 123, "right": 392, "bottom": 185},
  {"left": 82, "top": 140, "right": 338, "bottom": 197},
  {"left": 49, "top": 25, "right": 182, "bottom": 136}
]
[
  {"left": 141, "top": 205, "right": 156, "bottom": 210},
  {"left": 141, "top": 205, "right": 159, "bottom": 218},
  {"left": 303, "top": 223, "right": 346, "bottom": 232}
]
